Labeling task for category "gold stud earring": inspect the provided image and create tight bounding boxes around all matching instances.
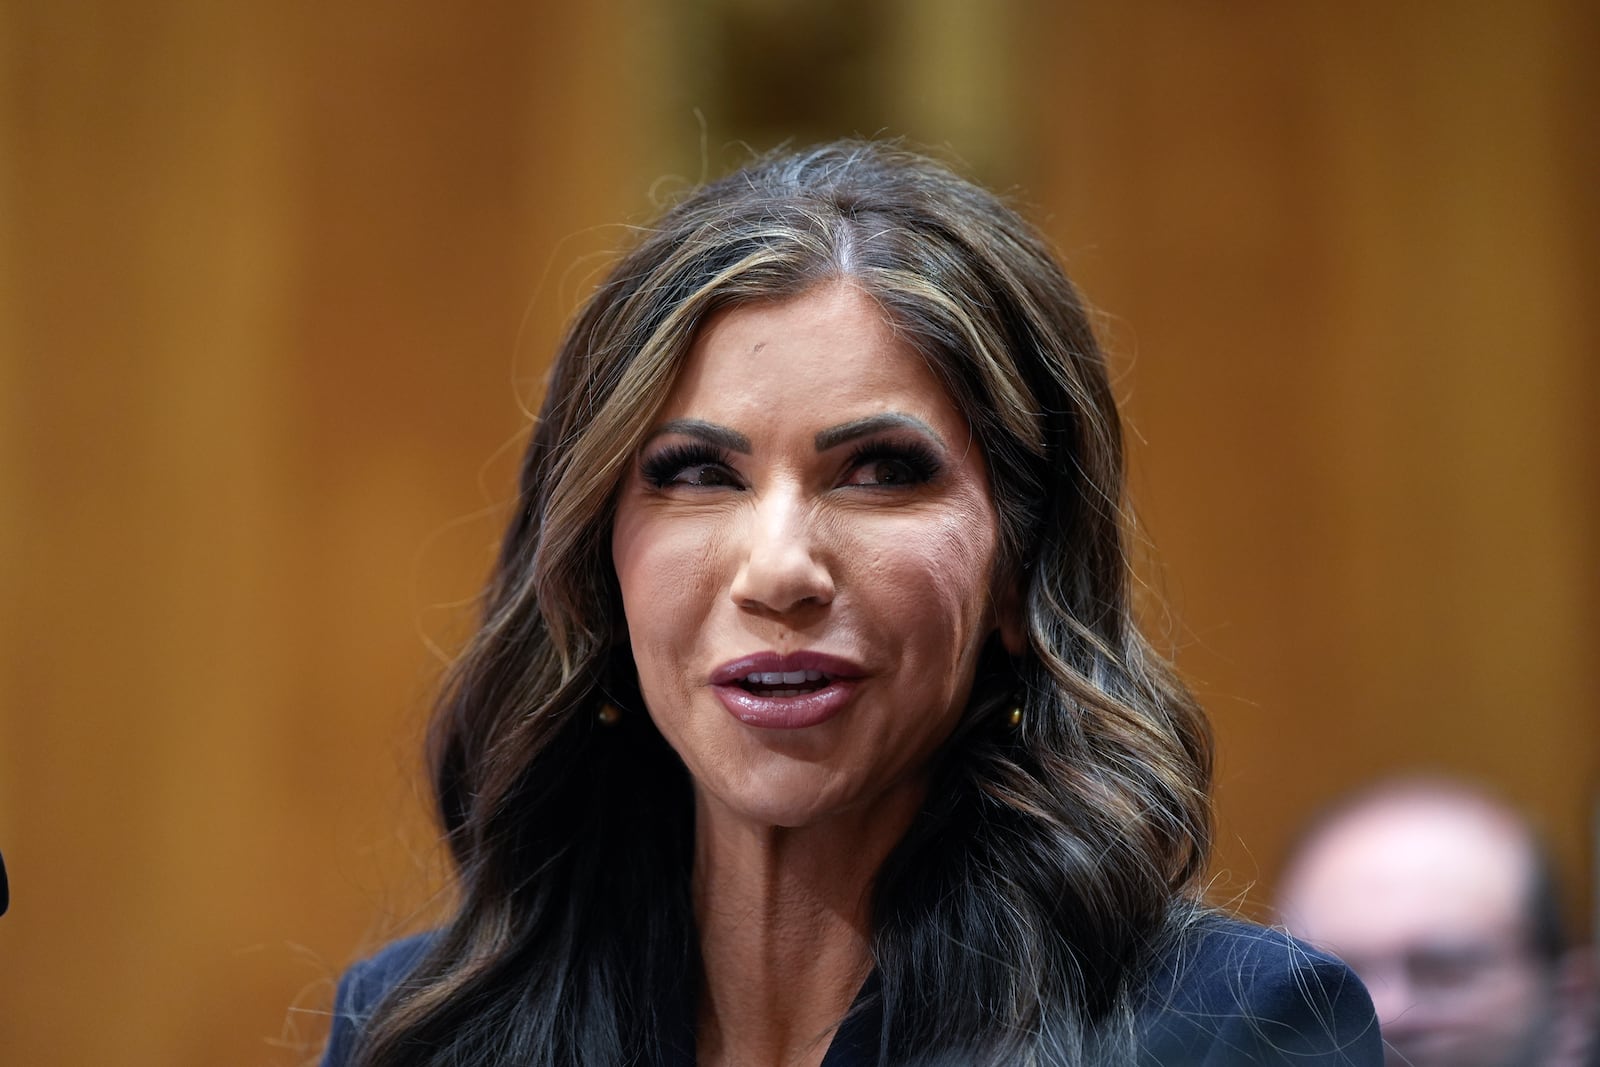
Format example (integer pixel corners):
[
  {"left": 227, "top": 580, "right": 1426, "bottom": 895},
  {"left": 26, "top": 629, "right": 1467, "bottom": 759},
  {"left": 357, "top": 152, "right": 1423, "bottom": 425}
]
[
  {"left": 597, "top": 704, "right": 622, "bottom": 726},
  {"left": 1007, "top": 705, "right": 1023, "bottom": 728}
]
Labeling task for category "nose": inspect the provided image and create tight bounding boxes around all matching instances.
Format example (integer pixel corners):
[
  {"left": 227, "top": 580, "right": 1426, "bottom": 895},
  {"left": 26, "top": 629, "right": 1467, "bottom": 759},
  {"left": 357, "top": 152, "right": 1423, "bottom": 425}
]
[
  {"left": 1361, "top": 970, "right": 1416, "bottom": 1031},
  {"left": 729, "top": 487, "right": 834, "bottom": 618}
]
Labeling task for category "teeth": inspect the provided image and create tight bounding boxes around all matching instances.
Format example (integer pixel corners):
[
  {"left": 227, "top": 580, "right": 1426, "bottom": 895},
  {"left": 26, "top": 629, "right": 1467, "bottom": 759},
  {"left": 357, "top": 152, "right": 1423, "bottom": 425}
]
[{"left": 743, "top": 669, "right": 827, "bottom": 685}]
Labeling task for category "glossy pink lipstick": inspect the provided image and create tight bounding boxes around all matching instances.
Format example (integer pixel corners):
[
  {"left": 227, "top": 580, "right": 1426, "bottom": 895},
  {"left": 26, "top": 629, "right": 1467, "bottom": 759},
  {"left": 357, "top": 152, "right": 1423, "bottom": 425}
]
[{"left": 710, "top": 651, "right": 865, "bottom": 729}]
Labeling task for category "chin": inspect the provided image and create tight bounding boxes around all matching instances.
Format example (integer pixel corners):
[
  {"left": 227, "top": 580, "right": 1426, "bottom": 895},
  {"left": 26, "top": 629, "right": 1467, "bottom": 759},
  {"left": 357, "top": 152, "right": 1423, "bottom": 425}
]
[
  {"left": 708, "top": 770, "right": 851, "bottom": 830},
  {"left": 699, "top": 753, "right": 931, "bottom": 836},
  {"left": 727, "top": 801, "right": 830, "bottom": 831}
]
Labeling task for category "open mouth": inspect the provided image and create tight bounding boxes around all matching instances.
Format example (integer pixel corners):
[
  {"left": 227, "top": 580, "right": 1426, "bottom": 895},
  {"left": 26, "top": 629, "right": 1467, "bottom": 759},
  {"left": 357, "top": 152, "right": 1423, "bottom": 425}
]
[
  {"left": 737, "top": 669, "right": 833, "bottom": 698},
  {"left": 711, "top": 655, "right": 861, "bottom": 729}
]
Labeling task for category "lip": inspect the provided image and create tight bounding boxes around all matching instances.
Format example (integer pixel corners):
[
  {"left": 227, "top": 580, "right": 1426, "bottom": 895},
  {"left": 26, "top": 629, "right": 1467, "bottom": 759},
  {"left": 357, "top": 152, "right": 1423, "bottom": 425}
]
[
  {"left": 709, "top": 650, "right": 866, "bottom": 730},
  {"left": 710, "top": 651, "right": 867, "bottom": 685}
]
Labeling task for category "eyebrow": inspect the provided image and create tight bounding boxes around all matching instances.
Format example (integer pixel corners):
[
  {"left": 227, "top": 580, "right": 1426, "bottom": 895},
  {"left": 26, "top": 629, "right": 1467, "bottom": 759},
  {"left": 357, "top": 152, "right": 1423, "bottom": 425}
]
[
  {"left": 645, "top": 419, "right": 752, "bottom": 453},
  {"left": 644, "top": 411, "right": 945, "bottom": 455},
  {"left": 814, "top": 412, "right": 945, "bottom": 452}
]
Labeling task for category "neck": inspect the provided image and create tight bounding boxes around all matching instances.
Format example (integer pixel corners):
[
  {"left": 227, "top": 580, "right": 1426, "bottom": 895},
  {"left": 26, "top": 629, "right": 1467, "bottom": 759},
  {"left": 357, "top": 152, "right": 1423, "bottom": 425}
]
[{"left": 691, "top": 785, "right": 923, "bottom": 1067}]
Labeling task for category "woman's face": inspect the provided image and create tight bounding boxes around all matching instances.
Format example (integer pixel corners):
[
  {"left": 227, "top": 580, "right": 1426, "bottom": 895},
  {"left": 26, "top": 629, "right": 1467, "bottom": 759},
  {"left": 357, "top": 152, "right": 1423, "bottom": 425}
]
[{"left": 611, "top": 282, "right": 1021, "bottom": 830}]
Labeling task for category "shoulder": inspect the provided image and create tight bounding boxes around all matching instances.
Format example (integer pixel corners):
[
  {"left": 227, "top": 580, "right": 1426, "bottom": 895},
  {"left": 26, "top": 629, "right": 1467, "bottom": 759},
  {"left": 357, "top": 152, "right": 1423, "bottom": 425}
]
[
  {"left": 1134, "top": 914, "right": 1383, "bottom": 1066},
  {"left": 321, "top": 933, "right": 436, "bottom": 1067}
]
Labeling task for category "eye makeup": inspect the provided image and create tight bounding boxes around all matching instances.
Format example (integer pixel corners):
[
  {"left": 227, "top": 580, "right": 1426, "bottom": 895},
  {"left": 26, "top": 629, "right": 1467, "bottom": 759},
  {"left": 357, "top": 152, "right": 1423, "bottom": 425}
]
[
  {"left": 640, "top": 430, "right": 947, "bottom": 492},
  {"left": 639, "top": 442, "right": 739, "bottom": 489},
  {"left": 842, "top": 437, "right": 944, "bottom": 487}
]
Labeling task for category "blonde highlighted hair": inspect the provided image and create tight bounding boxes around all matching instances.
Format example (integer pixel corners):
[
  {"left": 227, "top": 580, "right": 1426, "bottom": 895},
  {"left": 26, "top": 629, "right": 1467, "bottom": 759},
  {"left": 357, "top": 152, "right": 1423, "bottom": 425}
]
[{"left": 354, "top": 141, "right": 1213, "bottom": 1066}]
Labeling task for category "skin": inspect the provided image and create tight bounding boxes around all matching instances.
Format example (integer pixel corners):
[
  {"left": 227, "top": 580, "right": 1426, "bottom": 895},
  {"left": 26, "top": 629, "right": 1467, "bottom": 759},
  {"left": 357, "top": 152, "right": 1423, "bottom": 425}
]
[
  {"left": 611, "top": 282, "right": 1022, "bottom": 1067},
  {"left": 1277, "top": 793, "right": 1575, "bottom": 1067}
]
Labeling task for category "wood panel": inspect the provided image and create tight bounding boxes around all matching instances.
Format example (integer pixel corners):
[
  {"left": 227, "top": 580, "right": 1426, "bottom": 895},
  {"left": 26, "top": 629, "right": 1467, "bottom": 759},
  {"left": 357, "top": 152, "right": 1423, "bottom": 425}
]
[
  {"left": 0, "top": 3, "right": 649, "bottom": 1063},
  {"left": 1024, "top": 0, "right": 1599, "bottom": 931}
]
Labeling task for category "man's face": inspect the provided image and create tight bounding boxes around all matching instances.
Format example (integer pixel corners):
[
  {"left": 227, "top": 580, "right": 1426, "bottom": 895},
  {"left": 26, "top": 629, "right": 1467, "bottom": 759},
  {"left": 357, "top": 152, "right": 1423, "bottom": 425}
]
[{"left": 1278, "top": 798, "right": 1558, "bottom": 1067}]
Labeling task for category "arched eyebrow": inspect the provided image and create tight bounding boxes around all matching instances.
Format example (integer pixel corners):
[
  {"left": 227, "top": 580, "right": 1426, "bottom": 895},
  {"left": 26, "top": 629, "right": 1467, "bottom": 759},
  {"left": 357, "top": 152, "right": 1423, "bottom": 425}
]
[
  {"left": 645, "top": 412, "right": 946, "bottom": 455},
  {"left": 814, "top": 412, "right": 945, "bottom": 452},
  {"left": 645, "top": 419, "right": 752, "bottom": 454}
]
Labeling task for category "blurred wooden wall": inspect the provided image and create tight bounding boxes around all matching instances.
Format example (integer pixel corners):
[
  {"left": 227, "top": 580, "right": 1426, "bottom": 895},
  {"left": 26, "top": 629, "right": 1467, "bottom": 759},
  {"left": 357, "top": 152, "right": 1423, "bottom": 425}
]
[
  {"left": 0, "top": 2, "right": 655, "bottom": 1063},
  {"left": 1, "top": 3, "right": 1594, "bottom": 1065},
  {"left": 1024, "top": 0, "right": 1600, "bottom": 922}
]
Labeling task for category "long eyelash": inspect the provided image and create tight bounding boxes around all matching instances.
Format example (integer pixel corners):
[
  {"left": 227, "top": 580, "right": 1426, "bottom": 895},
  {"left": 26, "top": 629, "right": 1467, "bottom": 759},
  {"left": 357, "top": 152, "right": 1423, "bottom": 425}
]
[
  {"left": 639, "top": 442, "right": 731, "bottom": 488},
  {"left": 846, "top": 439, "right": 943, "bottom": 482}
]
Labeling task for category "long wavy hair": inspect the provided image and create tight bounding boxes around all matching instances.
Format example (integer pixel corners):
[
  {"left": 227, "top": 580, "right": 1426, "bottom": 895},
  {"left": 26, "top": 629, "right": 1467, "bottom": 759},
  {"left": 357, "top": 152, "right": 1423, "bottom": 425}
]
[{"left": 349, "top": 141, "right": 1214, "bottom": 1066}]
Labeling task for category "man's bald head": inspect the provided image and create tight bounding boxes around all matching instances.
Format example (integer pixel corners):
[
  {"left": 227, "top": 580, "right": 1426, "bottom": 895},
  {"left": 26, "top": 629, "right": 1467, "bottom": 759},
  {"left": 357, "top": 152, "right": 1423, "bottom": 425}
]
[{"left": 1277, "top": 780, "right": 1574, "bottom": 1067}]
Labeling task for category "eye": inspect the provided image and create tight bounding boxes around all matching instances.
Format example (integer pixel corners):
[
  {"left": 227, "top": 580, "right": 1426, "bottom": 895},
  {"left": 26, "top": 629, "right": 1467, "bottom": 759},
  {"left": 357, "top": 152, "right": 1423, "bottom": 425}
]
[
  {"left": 841, "top": 440, "right": 942, "bottom": 488},
  {"left": 639, "top": 443, "right": 743, "bottom": 490},
  {"left": 1406, "top": 946, "right": 1498, "bottom": 991}
]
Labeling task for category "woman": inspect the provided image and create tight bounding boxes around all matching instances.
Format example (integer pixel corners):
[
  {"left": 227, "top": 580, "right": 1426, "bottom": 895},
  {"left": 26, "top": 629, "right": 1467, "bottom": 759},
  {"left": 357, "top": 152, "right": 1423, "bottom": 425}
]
[{"left": 323, "top": 142, "right": 1381, "bottom": 1066}]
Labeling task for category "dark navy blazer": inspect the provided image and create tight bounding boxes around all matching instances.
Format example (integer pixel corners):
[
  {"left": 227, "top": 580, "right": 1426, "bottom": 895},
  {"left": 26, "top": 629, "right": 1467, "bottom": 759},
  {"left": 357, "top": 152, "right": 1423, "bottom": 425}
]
[{"left": 323, "top": 915, "right": 1382, "bottom": 1065}]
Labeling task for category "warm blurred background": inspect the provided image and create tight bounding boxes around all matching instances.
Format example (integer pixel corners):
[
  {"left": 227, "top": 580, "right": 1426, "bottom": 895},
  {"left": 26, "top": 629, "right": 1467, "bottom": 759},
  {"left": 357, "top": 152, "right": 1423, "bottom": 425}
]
[{"left": 2, "top": 2, "right": 1596, "bottom": 1063}]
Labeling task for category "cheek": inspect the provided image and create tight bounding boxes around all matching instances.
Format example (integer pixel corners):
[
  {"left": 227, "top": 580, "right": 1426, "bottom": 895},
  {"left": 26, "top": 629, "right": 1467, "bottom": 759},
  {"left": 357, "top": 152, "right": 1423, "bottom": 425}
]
[
  {"left": 854, "top": 500, "right": 1001, "bottom": 661},
  {"left": 907, "top": 504, "right": 997, "bottom": 609},
  {"left": 612, "top": 510, "right": 725, "bottom": 678}
]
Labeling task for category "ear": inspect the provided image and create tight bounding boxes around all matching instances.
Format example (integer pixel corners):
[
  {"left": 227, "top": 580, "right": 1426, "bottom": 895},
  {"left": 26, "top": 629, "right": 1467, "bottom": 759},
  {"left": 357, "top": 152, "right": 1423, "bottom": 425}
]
[
  {"left": 994, "top": 572, "right": 1028, "bottom": 656},
  {"left": 1548, "top": 947, "right": 1598, "bottom": 1065}
]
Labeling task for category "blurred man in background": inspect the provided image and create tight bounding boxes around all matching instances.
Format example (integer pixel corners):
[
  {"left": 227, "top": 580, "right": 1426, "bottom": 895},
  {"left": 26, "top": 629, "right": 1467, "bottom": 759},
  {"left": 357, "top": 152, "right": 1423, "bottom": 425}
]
[{"left": 1277, "top": 779, "right": 1593, "bottom": 1067}]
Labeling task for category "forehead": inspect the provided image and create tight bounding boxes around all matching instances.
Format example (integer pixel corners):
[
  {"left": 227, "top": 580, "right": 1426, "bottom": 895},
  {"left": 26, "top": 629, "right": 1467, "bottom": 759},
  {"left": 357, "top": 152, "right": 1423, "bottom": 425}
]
[
  {"left": 659, "top": 283, "right": 970, "bottom": 437},
  {"left": 1283, "top": 799, "right": 1533, "bottom": 950}
]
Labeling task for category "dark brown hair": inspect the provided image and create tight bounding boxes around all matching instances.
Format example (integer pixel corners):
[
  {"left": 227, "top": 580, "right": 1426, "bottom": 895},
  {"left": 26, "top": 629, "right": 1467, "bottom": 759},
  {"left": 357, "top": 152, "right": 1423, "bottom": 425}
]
[{"left": 351, "top": 141, "right": 1213, "bottom": 1066}]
